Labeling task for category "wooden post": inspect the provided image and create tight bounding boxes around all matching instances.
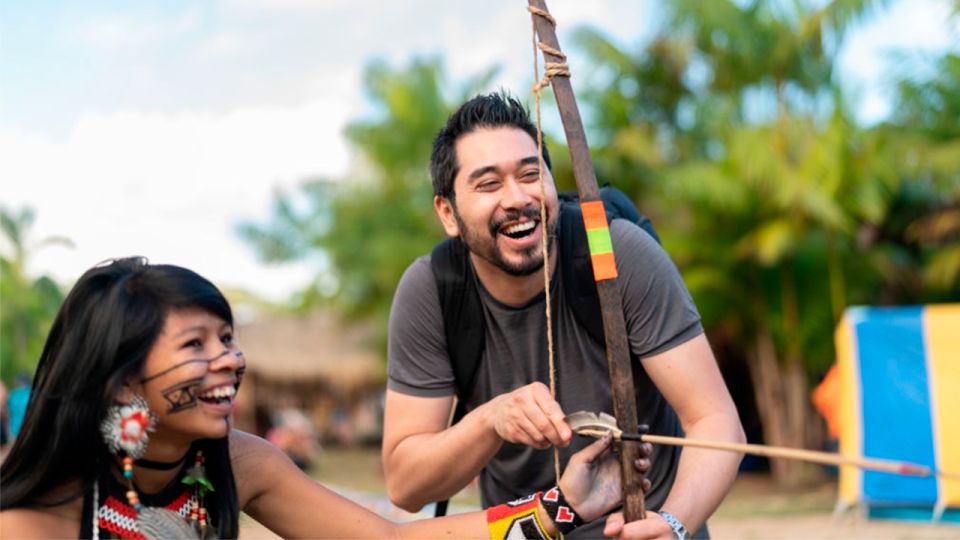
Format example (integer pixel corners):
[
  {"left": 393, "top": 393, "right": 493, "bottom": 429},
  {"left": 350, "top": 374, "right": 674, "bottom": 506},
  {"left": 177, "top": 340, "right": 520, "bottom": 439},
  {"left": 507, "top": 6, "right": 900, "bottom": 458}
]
[{"left": 528, "top": 0, "right": 646, "bottom": 522}]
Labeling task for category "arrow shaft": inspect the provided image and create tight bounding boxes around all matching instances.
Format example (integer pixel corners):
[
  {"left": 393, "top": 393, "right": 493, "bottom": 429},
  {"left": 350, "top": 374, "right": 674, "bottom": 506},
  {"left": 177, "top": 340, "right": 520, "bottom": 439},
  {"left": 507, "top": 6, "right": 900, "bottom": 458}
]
[
  {"left": 576, "top": 428, "right": 938, "bottom": 477},
  {"left": 641, "top": 434, "right": 931, "bottom": 476}
]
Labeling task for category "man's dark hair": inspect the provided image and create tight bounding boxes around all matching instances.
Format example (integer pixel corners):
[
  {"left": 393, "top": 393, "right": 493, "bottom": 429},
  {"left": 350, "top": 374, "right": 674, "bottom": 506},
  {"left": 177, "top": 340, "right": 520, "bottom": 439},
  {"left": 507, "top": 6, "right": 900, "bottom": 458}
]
[{"left": 430, "top": 91, "right": 552, "bottom": 200}]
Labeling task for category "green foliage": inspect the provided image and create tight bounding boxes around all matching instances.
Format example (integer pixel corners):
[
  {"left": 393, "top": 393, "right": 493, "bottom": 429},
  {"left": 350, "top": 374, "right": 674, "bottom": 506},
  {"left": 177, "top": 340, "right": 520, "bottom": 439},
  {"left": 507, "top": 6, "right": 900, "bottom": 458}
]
[
  {"left": 572, "top": 0, "right": 960, "bottom": 385},
  {"left": 240, "top": 1, "right": 958, "bottom": 393},
  {"left": 864, "top": 52, "right": 960, "bottom": 301},
  {"left": 239, "top": 58, "right": 499, "bottom": 349},
  {"left": 0, "top": 206, "right": 69, "bottom": 384}
]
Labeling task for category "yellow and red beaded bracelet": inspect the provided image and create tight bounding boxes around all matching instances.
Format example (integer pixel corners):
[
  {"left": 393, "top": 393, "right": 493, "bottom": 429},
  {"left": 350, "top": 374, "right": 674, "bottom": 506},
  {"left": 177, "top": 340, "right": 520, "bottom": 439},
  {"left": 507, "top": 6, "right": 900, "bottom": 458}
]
[{"left": 486, "top": 492, "right": 553, "bottom": 540}]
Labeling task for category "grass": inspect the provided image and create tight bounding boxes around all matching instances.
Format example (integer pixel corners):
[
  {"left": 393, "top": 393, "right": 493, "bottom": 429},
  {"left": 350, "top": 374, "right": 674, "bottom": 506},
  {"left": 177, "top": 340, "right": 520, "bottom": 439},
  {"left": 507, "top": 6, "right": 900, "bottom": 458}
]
[
  {"left": 714, "top": 472, "right": 838, "bottom": 518},
  {"left": 309, "top": 445, "right": 481, "bottom": 508},
  {"left": 310, "top": 446, "right": 388, "bottom": 493}
]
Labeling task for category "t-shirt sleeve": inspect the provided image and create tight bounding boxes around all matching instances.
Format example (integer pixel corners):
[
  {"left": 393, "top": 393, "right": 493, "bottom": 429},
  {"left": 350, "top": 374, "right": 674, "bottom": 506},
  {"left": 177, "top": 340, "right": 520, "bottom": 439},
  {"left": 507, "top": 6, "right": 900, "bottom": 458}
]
[
  {"left": 612, "top": 220, "right": 704, "bottom": 358},
  {"left": 387, "top": 256, "right": 456, "bottom": 397}
]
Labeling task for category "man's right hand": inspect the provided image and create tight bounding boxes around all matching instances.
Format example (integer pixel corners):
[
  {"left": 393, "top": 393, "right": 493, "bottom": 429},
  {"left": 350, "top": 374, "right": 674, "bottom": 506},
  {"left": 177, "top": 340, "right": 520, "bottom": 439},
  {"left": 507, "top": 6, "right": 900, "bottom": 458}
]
[{"left": 487, "top": 381, "right": 573, "bottom": 448}]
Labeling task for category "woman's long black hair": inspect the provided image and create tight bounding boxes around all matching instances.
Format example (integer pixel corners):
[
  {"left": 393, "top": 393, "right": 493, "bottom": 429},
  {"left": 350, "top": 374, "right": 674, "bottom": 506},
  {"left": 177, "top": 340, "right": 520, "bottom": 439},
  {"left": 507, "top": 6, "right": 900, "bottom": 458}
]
[{"left": 0, "top": 257, "right": 240, "bottom": 538}]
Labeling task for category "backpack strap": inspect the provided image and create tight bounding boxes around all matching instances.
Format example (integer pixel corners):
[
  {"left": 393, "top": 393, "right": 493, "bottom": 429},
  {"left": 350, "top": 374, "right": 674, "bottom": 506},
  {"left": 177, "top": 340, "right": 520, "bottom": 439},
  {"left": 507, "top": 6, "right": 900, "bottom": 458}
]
[
  {"left": 429, "top": 237, "right": 486, "bottom": 517},
  {"left": 558, "top": 197, "right": 606, "bottom": 346},
  {"left": 430, "top": 238, "right": 485, "bottom": 424},
  {"left": 597, "top": 186, "right": 660, "bottom": 244},
  {"left": 559, "top": 187, "right": 662, "bottom": 347}
]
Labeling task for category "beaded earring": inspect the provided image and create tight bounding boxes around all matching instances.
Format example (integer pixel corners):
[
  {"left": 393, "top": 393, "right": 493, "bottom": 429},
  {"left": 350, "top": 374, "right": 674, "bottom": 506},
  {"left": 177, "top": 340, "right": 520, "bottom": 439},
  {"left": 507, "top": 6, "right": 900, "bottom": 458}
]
[{"left": 99, "top": 394, "right": 156, "bottom": 459}]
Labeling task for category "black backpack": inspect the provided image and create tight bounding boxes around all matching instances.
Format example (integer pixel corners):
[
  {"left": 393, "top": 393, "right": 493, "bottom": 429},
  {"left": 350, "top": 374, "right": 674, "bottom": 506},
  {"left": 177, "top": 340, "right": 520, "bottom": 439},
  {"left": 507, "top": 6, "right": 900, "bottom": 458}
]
[{"left": 428, "top": 186, "right": 659, "bottom": 515}]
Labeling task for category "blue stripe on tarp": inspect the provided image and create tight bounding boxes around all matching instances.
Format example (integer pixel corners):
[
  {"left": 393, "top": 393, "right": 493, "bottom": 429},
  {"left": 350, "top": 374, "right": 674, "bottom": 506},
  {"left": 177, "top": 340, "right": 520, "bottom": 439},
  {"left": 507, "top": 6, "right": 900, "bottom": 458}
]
[
  {"left": 855, "top": 306, "right": 938, "bottom": 505},
  {"left": 868, "top": 506, "right": 960, "bottom": 523}
]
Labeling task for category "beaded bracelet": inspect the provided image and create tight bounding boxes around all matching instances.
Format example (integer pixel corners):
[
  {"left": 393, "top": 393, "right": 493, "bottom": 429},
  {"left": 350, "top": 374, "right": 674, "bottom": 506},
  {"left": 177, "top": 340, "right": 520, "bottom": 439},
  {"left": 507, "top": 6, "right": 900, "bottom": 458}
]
[
  {"left": 486, "top": 492, "right": 553, "bottom": 540},
  {"left": 540, "top": 485, "right": 584, "bottom": 535}
]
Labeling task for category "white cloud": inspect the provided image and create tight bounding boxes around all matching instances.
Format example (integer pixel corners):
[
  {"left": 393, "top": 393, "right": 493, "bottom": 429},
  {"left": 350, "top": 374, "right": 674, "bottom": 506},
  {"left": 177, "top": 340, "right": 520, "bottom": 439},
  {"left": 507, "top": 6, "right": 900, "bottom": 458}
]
[
  {"left": 1, "top": 99, "right": 352, "bottom": 300},
  {"left": 196, "top": 30, "right": 265, "bottom": 60},
  {"left": 223, "top": 0, "right": 368, "bottom": 14},
  {"left": 72, "top": 7, "right": 202, "bottom": 51}
]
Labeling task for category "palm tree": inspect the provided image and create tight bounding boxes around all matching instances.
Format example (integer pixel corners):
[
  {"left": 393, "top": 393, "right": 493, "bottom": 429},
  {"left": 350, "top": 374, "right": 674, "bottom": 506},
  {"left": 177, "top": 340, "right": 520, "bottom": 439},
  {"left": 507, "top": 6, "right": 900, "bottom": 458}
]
[
  {"left": 239, "top": 57, "right": 498, "bottom": 350},
  {"left": 575, "top": 0, "right": 892, "bottom": 486},
  {"left": 0, "top": 206, "right": 71, "bottom": 383},
  {"left": 867, "top": 52, "right": 960, "bottom": 301}
]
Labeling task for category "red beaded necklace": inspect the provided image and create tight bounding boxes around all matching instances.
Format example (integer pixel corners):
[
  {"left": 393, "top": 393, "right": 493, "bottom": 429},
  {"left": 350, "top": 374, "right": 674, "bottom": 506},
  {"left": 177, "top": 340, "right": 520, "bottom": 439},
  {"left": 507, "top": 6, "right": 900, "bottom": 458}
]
[{"left": 92, "top": 451, "right": 211, "bottom": 539}]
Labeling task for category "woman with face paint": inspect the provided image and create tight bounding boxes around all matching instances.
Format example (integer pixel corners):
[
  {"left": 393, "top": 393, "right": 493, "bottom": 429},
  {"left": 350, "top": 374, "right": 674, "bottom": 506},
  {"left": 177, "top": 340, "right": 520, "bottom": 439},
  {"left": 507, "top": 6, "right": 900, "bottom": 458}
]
[{"left": 0, "top": 257, "right": 649, "bottom": 539}]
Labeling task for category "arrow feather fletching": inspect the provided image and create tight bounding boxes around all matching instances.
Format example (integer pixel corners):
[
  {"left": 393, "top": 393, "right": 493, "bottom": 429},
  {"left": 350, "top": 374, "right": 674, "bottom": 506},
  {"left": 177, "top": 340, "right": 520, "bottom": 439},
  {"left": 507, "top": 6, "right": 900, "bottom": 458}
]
[{"left": 566, "top": 411, "right": 622, "bottom": 437}]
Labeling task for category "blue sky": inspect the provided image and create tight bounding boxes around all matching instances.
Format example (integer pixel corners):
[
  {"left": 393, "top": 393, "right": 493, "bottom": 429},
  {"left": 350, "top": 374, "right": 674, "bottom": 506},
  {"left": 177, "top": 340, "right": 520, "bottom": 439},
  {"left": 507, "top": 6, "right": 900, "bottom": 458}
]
[{"left": 1, "top": 0, "right": 957, "bottom": 301}]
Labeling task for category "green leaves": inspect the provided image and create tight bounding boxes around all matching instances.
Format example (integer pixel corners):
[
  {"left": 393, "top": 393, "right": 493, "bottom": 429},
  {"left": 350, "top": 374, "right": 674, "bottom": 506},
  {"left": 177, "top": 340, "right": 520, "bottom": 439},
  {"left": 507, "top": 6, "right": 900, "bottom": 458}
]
[
  {"left": 0, "top": 206, "right": 67, "bottom": 385},
  {"left": 238, "top": 58, "right": 499, "bottom": 353},
  {"left": 182, "top": 467, "right": 215, "bottom": 497},
  {"left": 574, "top": 0, "right": 960, "bottom": 410}
]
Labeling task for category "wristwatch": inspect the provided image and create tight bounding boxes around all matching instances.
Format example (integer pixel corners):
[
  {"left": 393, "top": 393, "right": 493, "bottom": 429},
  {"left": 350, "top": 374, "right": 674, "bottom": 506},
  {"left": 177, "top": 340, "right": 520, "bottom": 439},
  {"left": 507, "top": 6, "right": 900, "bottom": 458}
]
[{"left": 659, "top": 511, "right": 688, "bottom": 540}]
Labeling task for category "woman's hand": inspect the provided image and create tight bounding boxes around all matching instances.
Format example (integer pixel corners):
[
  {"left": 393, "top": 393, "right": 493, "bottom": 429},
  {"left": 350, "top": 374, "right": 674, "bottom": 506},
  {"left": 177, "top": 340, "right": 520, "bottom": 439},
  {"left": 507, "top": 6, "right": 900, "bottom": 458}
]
[{"left": 557, "top": 435, "right": 653, "bottom": 522}]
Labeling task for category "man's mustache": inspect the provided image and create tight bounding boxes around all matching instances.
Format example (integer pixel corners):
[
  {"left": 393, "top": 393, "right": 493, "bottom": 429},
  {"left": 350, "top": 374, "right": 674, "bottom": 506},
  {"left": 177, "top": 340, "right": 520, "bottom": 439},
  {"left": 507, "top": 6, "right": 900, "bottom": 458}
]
[{"left": 489, "top": 205, "right": 545, "bottom": 236}]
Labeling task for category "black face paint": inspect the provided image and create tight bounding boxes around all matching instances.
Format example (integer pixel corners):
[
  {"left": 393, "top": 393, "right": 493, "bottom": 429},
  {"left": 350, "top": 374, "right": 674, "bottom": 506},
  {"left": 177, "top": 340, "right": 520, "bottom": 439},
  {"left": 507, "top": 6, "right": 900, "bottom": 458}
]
[
  {"left": 142, "top": 349, "right": 245, "bottom": 415},
  {"left": 141, "top": 359, "right": 210, "bottom": 384},
  {"left": 161, "top": 376, "right": 203, "bottom": 413},
  {"left": 140, "top": 350, "right": 232, "bottom": 384}
]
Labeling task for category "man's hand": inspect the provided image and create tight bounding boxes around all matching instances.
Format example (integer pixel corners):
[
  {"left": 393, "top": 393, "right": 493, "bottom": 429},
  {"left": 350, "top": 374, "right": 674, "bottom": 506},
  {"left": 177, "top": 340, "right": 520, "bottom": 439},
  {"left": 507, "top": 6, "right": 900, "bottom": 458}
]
[
  {"left": 488, "top": 382, "right": 572, "bottom": 448},
  {"left": 603, "top": 511, "right": 675, "bottom": 539},
  {"left": 555, "top": 435, "right": 653, "bottom": 523}
]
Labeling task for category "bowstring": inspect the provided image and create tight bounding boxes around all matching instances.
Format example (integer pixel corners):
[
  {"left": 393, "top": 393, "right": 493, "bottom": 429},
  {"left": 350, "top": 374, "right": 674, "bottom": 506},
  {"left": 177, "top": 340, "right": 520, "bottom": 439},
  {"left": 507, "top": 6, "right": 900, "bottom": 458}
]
[{"left": 529, "top": 2, "right": 571, "bottom": 504}]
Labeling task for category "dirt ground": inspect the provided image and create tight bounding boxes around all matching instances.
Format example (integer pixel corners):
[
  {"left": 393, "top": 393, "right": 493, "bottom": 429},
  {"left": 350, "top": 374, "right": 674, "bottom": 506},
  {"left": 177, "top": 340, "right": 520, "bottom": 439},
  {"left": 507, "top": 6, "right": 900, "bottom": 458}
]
[
  {"left": 238, "top": 449, "right": 960, "bottom": 539},
  {"left": 707, "top": 475, "right": 959, "bottom": 539}
]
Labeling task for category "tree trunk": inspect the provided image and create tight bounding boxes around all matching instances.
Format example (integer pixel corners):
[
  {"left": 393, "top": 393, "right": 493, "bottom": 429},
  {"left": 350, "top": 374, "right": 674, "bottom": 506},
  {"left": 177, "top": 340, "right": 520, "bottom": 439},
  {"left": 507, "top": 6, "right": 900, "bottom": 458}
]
[
  {"left": 748, "top": 326, "right": 820, "bottom": 487},
  {"left": 826, "top": 232, "right": 846, "bottom": 322}
]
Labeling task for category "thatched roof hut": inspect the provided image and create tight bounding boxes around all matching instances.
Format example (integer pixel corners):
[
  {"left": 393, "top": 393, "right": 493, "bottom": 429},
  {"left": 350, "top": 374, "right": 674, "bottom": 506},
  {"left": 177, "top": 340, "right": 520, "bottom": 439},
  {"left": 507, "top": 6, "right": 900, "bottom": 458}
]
[{"left": 232, "top": 312, "right": 384, "bottom": 439}]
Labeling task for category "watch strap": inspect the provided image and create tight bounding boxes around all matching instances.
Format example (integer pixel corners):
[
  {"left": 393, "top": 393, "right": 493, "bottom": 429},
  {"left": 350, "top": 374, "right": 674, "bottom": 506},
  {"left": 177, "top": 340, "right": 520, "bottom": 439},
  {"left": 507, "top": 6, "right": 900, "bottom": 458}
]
[{"left": 659, "top": 511, "right": 688, "bottom": 540}]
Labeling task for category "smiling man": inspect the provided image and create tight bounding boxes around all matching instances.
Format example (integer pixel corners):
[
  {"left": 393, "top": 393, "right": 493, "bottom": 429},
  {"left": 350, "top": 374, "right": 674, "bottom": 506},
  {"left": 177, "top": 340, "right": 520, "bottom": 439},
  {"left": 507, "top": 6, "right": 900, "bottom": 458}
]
[{"left": 382, "top": 92, "right": 744, "bottom": 539}]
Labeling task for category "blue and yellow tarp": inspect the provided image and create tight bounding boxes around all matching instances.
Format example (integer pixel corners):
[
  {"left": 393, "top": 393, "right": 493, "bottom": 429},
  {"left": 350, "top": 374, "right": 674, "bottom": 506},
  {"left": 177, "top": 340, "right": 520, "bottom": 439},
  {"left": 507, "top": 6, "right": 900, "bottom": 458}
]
[{"left": 834, "top": 304, "right": 960, "bottom": 522}]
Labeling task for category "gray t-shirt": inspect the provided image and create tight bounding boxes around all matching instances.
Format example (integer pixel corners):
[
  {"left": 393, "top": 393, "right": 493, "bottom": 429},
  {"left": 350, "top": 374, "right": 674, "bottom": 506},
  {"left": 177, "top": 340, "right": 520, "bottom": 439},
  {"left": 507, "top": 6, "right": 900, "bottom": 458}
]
[{"left": 388, "top": 219, "right": 704, "bottom": 537}]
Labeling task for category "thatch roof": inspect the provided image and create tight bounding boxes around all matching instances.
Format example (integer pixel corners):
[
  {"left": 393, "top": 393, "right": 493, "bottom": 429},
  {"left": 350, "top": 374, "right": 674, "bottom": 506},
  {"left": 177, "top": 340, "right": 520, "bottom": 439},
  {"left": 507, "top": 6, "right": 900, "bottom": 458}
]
[{"left": 237, "top": 312, "right": 382, "bottom": 391}]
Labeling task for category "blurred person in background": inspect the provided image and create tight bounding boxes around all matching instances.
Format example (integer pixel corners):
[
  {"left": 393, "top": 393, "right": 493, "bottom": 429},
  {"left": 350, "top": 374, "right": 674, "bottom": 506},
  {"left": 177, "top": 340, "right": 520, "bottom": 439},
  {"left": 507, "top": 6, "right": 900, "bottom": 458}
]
[
  {"left": 266, "top": 408, "right": 320, "bottom": 471},
  {"left": 6, "top": 373, "right": 31, "bottom": 441},
  {"left": 0, "top": 379, "right": 9, "bottom": 457}
]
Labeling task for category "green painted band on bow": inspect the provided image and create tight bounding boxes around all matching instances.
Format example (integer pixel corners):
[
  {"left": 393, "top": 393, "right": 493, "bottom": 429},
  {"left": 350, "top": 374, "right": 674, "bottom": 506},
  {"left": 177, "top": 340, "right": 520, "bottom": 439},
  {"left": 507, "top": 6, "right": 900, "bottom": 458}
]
[{"left": 586, "top": 227, "right": 613, "bottom": 255}]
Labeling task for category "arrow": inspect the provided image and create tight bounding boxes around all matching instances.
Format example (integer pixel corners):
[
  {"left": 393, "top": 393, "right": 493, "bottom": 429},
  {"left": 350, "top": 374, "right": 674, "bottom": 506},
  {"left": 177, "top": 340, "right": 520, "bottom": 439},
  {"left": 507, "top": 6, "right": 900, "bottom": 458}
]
[{"left": 567, "top": 411, "right": 960, "bottom": 480}]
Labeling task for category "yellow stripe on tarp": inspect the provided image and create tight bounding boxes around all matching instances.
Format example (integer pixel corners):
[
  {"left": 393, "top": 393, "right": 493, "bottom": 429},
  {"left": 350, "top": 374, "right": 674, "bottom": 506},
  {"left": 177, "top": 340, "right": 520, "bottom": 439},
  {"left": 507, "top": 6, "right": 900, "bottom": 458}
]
[
  {"left": 835, "top": 310, "right": 862, "bottom": 506},
  {"left": 923, "top": 304, "right": 960, "bottom": 507}
]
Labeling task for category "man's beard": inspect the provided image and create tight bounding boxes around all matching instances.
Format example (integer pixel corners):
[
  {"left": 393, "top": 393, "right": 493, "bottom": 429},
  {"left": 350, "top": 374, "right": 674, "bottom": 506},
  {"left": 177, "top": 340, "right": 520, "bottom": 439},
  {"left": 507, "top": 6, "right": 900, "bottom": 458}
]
[{"left": 454, "top": 205, "right": 556, "bottom": 276}]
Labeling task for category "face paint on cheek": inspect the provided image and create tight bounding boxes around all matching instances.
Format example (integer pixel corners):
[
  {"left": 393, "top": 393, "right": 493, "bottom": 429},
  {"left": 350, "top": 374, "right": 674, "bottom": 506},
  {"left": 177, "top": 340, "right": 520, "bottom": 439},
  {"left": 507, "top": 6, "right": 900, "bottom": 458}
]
[
  {"left": 161, "top": 376, "right": 203, "bottom": 414},
  {"left": 141, "top": 359, "right": 211, "bottom": 384},
  {"left": 235, "top": 351, "right": 246, "bottom": 387}
]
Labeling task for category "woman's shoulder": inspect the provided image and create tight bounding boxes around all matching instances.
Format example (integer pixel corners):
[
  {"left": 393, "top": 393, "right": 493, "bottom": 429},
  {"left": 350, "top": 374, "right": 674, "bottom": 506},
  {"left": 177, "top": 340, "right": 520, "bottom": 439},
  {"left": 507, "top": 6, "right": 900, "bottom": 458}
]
[
  {"left": 229, "top": 428, "right": 285, "bottom": 459},
  {"left": 228, "top": 429, "right": 298, "bottom": 507},
  {"left": 0, "top": 497, "right": 84, "bottom": 539}
]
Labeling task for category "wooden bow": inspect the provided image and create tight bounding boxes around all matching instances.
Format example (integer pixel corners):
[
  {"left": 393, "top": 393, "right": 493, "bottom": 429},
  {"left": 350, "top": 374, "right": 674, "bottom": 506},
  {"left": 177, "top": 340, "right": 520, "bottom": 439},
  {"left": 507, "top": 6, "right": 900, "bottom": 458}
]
[{"left": 527, "top": 0, "right": 647, "bottom": 522}]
